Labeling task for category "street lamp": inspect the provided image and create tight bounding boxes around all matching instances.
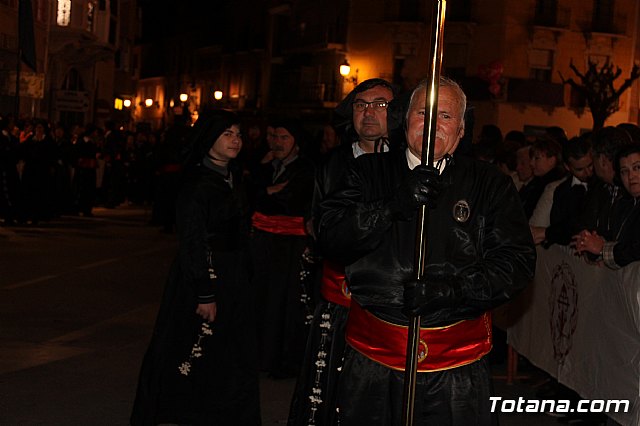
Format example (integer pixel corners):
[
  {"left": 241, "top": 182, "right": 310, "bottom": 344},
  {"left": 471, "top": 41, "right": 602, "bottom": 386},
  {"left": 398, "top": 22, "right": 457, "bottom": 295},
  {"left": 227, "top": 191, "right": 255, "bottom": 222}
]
[
  {"left": 179, "top": 93, "right": 189, "bottom": 103},
  {"left": 123, "top": 99, "right": 132, "bottom": 108},
  {"left": 214, "top": 90, "right": 223, "bottom": 100},
  {"left": 339, "top": 59, "right": 358, "bottom": 85},
  {"left": 144, "top": 98, "right": 154, "bottom": 107},
  {"left": 340, "top": 59, "right": 351, "bottom": 77}
]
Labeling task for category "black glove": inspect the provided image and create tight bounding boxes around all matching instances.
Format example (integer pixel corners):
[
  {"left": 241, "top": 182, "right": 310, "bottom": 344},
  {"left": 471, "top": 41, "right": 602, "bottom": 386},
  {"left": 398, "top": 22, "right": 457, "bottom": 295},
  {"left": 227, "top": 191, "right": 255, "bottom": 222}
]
[
  {"left": 388, "top": 165, "right": 442, "bottom": 219},
  {"left": 402, "top": 278, "right": 459, "bottom": 317}
]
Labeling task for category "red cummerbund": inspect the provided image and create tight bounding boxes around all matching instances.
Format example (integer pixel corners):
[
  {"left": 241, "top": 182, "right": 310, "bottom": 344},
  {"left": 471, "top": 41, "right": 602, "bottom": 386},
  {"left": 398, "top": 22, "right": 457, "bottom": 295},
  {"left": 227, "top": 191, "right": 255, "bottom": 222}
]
[
  {"left": 320, "top": 259, "right": 351, "bottom": 307},
  {"left": 346, "top": 301, "right": 492, "bottom": 372},
  {"left": 251, "top": 211, "right": 306, "bottom": 236}
]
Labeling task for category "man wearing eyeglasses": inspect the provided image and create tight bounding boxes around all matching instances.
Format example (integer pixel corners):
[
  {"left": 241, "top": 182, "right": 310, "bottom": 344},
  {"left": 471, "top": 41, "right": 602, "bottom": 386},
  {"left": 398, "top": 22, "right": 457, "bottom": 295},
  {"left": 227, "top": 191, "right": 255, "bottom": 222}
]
[
  {"left": 351, "top": 86, "right": 394, "bottom": 154},
  {"left": 287, "top": 79, "right": 401, "bottom": 426}
]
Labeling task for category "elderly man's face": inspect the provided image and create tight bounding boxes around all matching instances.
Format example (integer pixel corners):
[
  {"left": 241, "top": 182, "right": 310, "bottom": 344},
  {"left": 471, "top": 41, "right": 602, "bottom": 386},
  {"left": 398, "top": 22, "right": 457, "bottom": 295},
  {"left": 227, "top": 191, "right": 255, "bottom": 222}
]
[
  {"left": 406, "top": 86, "right": 464, "bottom": 161},
  {"left": 352, "top": 85, "right": 393, "bottom": 142}
]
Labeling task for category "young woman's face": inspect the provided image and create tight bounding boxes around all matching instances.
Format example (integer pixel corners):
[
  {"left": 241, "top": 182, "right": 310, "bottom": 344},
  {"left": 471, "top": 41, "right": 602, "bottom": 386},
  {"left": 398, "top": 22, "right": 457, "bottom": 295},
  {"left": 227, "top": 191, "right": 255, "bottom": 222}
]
[
  {"left": 531, "top": 150, "right": 557, "bottom": 177},
  {"left": 209, "top": 125, "right": 242, "bottom": 161},
  {"left": 619, "top": 152, "right": 640, "bottom": 198}
]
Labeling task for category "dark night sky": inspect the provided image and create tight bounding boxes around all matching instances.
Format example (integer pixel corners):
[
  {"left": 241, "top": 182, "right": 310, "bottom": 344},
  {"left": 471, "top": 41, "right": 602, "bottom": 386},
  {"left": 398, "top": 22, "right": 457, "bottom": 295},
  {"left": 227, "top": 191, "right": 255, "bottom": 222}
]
[{"left": 138, "top": 0, "right": 241, "bottom": 45}]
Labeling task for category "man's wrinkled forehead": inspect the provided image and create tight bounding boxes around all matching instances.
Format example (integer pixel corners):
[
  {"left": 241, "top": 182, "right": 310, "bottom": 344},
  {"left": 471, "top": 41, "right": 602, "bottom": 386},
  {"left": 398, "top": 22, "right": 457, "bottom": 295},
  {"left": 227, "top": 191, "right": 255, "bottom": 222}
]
[{"left": 354, "top": 85, "right": 394, "bottom": 102}]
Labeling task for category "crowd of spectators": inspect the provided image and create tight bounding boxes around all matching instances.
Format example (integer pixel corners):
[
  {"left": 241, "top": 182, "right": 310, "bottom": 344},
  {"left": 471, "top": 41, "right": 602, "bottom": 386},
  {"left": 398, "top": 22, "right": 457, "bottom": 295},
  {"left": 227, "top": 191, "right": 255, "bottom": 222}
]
[{"left": 485, "top": 122, "right": 640, "bottom": 269}]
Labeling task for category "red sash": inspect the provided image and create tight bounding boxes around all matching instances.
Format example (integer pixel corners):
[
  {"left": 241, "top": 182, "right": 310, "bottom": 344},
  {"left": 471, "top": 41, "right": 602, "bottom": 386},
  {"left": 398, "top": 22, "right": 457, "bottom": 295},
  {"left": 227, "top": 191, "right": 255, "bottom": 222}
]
[
  {"left": 251, "top": 211, "right": 306, "bottom": 236},
  {"left": 320, "top": 259, "right": 351, "bottom": 307},
  {"left": 346, "top": 302, "right": 492, "bottom": 372}
]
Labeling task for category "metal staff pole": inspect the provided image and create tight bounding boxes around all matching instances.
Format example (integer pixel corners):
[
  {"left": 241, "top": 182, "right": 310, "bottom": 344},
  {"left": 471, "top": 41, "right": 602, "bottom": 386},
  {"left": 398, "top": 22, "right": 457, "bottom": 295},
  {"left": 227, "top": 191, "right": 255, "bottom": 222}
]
[{"left": 401, "top": 1, "right": 447, "bottom": 425}]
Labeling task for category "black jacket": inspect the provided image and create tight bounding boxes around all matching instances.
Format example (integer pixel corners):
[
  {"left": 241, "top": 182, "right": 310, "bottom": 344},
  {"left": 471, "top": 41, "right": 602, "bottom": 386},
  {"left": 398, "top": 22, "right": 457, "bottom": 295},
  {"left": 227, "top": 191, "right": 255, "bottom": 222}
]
[
  {"left": 252, "top": 155, "right": 315, "bottom": 218},
  {"left": 318, "top": 150, "right": 536, "bottom": 326},
  {"left": 545, "top": 177, "right": 590, "bottom": 246},
  {"left": 576, "top": 178, "right": 621, "bottom": 240},
  {"left": 176, "top": 164, "right": 250, "bottom": 302},
  {"left": 605, "top": 195, "right": 640, "bottom": 268}
]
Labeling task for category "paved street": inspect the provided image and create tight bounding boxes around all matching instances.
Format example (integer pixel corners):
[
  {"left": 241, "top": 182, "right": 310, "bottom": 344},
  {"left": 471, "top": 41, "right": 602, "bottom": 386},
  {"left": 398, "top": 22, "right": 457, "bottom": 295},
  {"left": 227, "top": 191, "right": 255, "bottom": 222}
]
[{"left": 0, "top": 206, "right": 589, "bottom": 425}]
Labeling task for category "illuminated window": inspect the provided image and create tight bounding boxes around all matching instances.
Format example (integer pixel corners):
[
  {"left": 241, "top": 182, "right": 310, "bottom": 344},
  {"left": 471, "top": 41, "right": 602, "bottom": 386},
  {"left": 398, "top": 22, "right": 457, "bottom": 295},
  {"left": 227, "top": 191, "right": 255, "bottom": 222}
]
[
  {"left": 57, "top": 0, "right": 71, "bottom": 26},
  {"left": 87, "top": 1, "right": 95, "bottom": 31}
]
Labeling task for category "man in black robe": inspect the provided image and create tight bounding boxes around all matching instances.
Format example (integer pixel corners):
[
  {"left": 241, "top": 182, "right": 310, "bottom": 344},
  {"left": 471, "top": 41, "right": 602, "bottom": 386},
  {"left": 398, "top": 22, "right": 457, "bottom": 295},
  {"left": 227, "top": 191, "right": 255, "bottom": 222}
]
[
  {"left": 73, "top": 125, "right": 99, "bottom": 217},
  {"left": 288, "top": 78, "right": 401, "bottom": 426},
  {"left": 317, "top": 77, "right": 536, "bottom": 425},
  {"left": 251, "top": 120, "right": 315, "bottom": 378}
]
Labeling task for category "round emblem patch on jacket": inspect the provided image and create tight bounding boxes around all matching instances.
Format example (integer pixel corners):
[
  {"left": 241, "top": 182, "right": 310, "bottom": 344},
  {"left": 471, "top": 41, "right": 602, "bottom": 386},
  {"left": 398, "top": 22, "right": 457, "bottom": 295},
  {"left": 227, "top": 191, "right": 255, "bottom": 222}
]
[{"left": 453, "top": 200, "right": 470, "bottom": 223}]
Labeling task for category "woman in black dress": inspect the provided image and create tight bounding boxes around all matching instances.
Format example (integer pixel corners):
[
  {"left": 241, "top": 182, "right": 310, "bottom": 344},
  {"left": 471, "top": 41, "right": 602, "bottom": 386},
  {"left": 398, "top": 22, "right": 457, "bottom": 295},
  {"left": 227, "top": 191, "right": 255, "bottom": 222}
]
[{"left": 131, "top": 110, "right": 261, "bottom": 425}]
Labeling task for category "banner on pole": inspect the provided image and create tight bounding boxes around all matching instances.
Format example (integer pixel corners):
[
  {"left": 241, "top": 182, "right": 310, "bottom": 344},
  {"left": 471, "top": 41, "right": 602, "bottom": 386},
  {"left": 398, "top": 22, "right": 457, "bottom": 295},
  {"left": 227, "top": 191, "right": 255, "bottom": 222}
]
[{"left": 2, "top": 71, "right": 44, "bottom": 98}]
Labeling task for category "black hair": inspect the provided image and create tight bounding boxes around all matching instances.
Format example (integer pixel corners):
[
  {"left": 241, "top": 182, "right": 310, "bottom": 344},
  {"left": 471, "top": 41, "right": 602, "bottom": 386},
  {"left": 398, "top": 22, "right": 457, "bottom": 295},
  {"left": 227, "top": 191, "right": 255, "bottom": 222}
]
[
  {"left": 270, "top": 119, "right": 304, "bottom": 143},
  {"left": 592, "top": 126, "right": 633, "bottom": 161},
  {"left": 496, "top": 139, "right": 524, "bottom": 171},
  {"left": 617, "top": 123, "right": 640, "bottom": 143},
  {"left": 181, "top": 109, "right": 239, "bottom": 170},
  {"left": 504, "top": 130, "right": 527, "bottom": 146},
  {"left": 531, "top": 135, "right": 563, "bottom": 163},
  {"left": 562, "top": 133, "right": 592, "bottom": 163},
  {"left": 613, "top": 142, "right": 640, "bottom": 188},
  {"left": 545, "top": 126, "right": 568, "bottom": 146},
  {"left": 334, "top": 78, "right": 400, "bottom": 145}
]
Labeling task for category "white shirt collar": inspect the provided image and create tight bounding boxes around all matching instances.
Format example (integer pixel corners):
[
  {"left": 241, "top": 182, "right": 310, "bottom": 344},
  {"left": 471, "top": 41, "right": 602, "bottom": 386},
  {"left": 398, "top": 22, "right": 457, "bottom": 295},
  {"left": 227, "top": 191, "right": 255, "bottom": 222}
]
[
  {"left": 352, "top": 140, "right": 389, "bottom": 158},
  {"left": 571, "top": 175, "right": 588, "bottom": 189},
  {"left": 406, "top": 148, "right": 447, "bottom": 173}
]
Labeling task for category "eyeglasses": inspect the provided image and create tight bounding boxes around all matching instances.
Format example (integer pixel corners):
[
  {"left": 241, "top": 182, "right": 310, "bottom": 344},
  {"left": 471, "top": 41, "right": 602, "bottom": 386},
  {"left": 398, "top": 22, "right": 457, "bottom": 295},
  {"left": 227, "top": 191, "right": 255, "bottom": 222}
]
[{"left": 352, "top": 101, "right": 389, "bottom": 112}]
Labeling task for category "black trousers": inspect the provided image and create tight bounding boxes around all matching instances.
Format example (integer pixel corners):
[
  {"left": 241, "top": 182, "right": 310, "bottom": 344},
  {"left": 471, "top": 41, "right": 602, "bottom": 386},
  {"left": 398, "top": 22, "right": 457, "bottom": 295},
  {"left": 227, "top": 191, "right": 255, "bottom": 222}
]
[{"left": 336, "top": 346, "right": 497, "bottom": 426}]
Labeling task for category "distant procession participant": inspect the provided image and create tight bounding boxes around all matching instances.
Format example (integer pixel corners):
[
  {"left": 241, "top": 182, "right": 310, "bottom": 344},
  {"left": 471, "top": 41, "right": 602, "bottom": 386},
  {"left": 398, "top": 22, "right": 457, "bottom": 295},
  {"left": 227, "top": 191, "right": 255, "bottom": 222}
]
[
  {"left": 317, "top": 77, "right": 536, "bottom": 425},
  {"left": 73, "top": 124, "right": 99, "bottom": 217},
  {"left": 251, "top": 120, "right": 315, "bottom": 379},
  {"left": 130, "top": 110, "right": 260, "bottom": 426}
]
